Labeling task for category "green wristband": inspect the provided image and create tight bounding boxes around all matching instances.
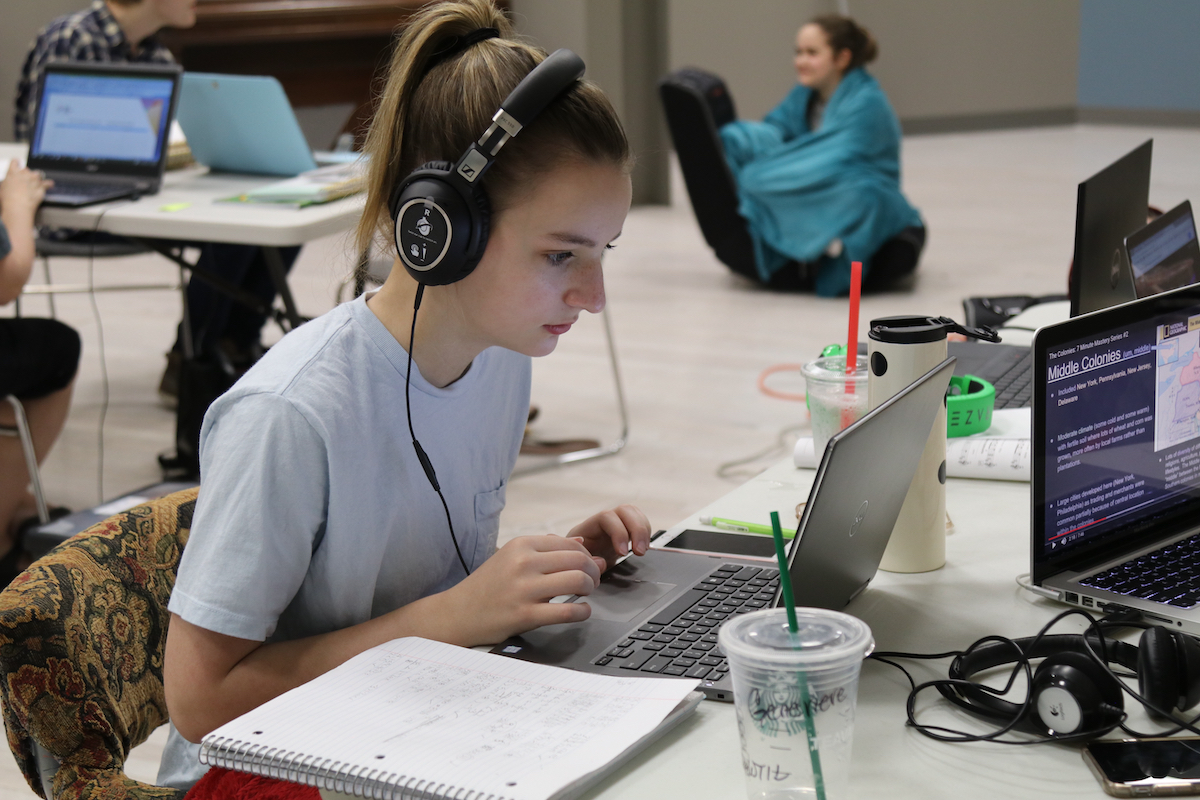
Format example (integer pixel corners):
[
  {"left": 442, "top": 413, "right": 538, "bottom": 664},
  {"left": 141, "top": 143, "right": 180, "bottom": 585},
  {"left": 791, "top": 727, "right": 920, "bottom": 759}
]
[{"left": 946, "top": 374, "right": 995, "bottom": 437}]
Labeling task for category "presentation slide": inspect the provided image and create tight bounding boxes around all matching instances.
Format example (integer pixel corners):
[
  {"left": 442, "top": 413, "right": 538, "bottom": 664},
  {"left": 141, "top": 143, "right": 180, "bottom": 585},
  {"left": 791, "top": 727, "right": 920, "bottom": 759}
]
[
  {"left": 33, "top": 74, "right": 172, "bottom": 163},
  {"left": 1042, "top": 308, "right": 1200, "bottom": 556}
]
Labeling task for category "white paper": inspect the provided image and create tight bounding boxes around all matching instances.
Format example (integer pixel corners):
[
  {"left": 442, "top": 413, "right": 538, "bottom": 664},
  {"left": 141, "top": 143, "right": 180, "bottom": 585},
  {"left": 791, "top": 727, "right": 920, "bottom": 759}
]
[
  {"left": 793, "top": 407, "right": 1031, "bottom": 482},
  {"left": 202, "top": 637, "right": 698, "bottom": 800}
]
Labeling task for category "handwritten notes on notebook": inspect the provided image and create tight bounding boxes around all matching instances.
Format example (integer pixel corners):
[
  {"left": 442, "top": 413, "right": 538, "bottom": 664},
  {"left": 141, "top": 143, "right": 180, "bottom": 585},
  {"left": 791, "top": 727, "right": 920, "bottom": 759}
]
[{"left": 200, "top": 637, "right": 699, "bottom": 800}]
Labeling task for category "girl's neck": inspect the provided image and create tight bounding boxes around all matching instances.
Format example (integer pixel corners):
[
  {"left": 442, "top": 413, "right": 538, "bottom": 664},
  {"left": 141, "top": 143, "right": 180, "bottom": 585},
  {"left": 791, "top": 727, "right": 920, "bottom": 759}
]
[
  {"left": 367, "top": 264, "right": 483, "bottom": 388},
  {"left": 814, "top": 74, "right": 842, "bottom": 104}
]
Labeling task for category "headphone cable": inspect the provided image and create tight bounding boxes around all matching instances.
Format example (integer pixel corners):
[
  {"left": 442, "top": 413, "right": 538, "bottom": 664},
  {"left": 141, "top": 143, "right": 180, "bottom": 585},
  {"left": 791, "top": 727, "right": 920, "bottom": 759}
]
[{"left": 405, "top": 283, "right": 471, "bottom": 576}]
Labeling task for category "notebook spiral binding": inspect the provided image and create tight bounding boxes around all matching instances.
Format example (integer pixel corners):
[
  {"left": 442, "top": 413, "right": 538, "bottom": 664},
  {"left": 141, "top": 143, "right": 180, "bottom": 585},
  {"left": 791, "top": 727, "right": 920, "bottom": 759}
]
[{"left": 200, "top": 736, "right": 511, "bottom": 800}]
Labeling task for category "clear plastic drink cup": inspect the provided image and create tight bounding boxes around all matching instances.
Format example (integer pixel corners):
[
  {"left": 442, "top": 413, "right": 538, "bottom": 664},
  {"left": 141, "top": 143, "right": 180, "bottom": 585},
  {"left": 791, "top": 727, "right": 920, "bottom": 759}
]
[
  {"left": 719, "top": 608, "right": 874, "bottom": 800},
  {"left": 802, "top": 356, "right": 870, "bottom": 456}
]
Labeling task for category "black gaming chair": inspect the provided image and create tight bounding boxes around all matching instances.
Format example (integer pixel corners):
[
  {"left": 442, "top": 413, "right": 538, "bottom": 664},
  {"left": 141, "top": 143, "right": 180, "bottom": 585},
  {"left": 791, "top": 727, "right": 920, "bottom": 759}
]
[{"left": 659, "top": 67, "right": 925, "bottom": 291}]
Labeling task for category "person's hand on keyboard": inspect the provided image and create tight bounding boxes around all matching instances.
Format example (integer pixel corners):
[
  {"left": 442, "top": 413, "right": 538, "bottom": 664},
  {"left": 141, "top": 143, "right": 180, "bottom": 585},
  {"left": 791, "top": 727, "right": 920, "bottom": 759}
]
[
  {"left": 441, "top": 534, "right": 604, "bottom": 644},
  {"left": 566, "top": 504, "right": 652, "bottom": 569}
]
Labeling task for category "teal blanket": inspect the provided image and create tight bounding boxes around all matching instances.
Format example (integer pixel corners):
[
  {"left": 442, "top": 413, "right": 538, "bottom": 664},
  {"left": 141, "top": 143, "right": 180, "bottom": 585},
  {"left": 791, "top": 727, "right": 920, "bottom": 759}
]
[{"left": 719, "top": 68, "right": 922, "bottom": 295}]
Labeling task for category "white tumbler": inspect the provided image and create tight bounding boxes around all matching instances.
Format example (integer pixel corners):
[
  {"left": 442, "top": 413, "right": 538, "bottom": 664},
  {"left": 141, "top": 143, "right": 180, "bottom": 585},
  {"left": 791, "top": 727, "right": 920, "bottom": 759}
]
[{"left": 867, "top": 316, "right": 950, "bottom": 573}]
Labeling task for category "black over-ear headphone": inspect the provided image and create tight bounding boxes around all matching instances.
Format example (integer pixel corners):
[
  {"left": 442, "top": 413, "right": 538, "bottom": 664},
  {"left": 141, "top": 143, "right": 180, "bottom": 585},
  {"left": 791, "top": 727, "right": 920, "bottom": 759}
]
[
  {"left": 389, "top": 47, "right": 586, "bottom": 287},
  {"left": 390, "top": 42, "right": 586, "bottom": 577},
  {"left": 940, "top": 626, "right": 1200, "bottom": 741}
]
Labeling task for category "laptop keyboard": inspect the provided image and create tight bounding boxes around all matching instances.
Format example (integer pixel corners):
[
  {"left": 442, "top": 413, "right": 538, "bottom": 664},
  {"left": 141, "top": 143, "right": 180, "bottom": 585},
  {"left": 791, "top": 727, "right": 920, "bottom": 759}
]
[
  {"left": 592, "top": 564, "right": 780, "bottom": 680},
  {"left": 990, "top": 350, "right": 1033, "bottom": 409},
  {"left": 47, "top": 180, "right": 129, "bottom": 201},
  {"left": 1079, "top": 532, "right": 1200, "bottom": 608}
]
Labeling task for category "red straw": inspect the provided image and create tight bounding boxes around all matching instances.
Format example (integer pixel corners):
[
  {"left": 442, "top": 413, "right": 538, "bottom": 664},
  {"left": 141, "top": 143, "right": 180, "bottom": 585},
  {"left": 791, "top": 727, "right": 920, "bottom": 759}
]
[{"left": 841, "top": 261, "right": 863, "bottom": 428}]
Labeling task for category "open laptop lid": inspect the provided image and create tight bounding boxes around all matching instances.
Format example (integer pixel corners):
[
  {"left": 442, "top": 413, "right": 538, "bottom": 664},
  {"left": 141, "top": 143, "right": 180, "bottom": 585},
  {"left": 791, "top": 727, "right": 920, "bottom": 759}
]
[
  {"left": 177, "top": 72, "right": 317, "bottom": 176},
  {"left": 1032, "top": 283, "right": 1200, "bottom": 586},
  {"left": 782, "top": 357, "right": 955, "bottom": 608},
  {"left": 1069, "top": 139, "right": 1152, "bottom": 317},
  {"left": 1125, "top": 200, "right": 1200, "bottom": 299},
  {"left": 28, "top": 61, "right": 181, "bottom": 188}
]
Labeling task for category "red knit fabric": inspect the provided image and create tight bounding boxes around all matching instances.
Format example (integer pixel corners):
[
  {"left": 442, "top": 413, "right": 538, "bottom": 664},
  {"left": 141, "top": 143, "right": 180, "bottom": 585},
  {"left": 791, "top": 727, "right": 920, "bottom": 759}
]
[{"left": 184, "top": 767, "right": 321, "bottom": 800}]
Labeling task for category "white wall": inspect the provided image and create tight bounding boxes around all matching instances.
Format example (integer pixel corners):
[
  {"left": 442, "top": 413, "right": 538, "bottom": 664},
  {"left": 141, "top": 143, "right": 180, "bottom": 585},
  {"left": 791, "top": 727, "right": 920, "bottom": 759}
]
[
  {"left": 858, "top": 0, "right": 1079, "bottom": 125},
  {"left": 665, "top": 0, "right": 1080, "bottom": 126}
]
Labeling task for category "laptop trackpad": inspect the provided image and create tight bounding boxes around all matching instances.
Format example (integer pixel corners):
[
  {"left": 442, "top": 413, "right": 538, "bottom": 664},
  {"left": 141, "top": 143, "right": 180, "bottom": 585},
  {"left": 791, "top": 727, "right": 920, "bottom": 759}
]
[{"left": 574, "top": 568, "right": 676, "bottom": 622}]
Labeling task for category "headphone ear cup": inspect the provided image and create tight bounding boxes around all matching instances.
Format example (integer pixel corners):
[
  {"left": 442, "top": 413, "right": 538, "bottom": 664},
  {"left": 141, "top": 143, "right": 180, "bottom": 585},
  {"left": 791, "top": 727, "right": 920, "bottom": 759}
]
[
  {"left": 391, "top": 162, "right": 490, "bottom": 286},
  {"left": 1177, "top": 632, "right": 1200, "bottom": 711},
  {"left": 1031, "top": 651, "right": 1123, "bottom": 739},
  {"left": 1139, "top": 626, "right": 1200, "bottom": 714}
]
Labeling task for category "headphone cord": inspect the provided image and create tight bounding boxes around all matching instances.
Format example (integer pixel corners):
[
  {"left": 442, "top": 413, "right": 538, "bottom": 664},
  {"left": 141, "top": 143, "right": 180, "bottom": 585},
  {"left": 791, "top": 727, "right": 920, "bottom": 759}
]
[
  {"left": 85, "top": 204, "right": 124, "bottom": 503},
  {"left": 406, "top": 283, "right": 471, "bottom": 576}
]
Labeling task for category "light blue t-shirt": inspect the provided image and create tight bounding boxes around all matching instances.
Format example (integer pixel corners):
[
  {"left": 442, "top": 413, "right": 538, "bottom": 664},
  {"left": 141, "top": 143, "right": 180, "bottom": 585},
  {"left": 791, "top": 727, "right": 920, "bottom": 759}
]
[{"left": 158, "top": 292, "right": 531, "bottom": 789}]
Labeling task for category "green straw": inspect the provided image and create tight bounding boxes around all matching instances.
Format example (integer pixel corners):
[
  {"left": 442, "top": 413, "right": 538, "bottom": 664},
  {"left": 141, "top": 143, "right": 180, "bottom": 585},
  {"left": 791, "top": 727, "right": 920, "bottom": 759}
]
[{"left": 771, "top": 511, "right": 827, "bottom": 800}]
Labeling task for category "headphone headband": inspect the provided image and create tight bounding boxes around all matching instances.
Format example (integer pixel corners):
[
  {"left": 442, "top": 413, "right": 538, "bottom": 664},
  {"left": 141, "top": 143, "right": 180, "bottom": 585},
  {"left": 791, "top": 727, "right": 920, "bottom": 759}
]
[
  {"left": 951, "top": 633, "right": 1140, "bottom": 680},
  {"left": 454, "top": 48, "right": 586, "bottom": 185}
]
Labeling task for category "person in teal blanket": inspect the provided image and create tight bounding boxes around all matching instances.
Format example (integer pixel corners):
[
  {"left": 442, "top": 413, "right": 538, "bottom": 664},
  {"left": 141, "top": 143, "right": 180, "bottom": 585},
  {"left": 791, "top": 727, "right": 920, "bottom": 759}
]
[{"left": 720, "top": 15, "right": 924, "bottom": 296}]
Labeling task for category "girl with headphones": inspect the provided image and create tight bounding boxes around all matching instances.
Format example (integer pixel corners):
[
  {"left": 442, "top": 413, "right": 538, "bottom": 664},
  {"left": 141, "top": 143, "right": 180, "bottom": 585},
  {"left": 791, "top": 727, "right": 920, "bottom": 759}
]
[{"left": 158, "top": 0, "right": 648, "bottom": 790}]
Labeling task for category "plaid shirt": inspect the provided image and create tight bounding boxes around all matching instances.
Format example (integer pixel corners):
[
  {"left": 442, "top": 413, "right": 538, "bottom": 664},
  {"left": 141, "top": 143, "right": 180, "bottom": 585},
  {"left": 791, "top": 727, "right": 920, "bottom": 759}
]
[{"left": 14, "top": 0, "right": 176, "bottom": 142}]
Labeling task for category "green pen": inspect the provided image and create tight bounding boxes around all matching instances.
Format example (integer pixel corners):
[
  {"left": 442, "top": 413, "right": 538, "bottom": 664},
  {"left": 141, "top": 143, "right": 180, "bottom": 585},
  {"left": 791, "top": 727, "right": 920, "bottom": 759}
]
[{"left": 699, "top": 515, "right": 795, "bottom": 539}]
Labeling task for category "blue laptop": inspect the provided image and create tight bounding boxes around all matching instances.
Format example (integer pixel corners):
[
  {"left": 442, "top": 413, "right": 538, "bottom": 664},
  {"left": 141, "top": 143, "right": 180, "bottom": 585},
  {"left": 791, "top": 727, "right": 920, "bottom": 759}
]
[{"left": 176, "top": 72, "right": 319, "bottom": 177}]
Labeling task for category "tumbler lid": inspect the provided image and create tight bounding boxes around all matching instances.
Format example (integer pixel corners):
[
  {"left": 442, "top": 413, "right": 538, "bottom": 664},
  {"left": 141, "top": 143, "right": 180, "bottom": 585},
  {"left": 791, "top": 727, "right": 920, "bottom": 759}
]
[{"left": 868, "top": 315, "right": 1002, "bottom": 345}]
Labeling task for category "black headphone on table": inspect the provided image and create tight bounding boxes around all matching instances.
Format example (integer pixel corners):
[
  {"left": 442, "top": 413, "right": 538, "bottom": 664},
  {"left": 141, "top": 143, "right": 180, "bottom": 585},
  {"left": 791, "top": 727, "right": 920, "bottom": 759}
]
[
  {"left": 872, "top": 611, "right": 1200, "bottom": 744},
  {"left": 941, "top": 626, "right": 1200, "bottom": 740},
  {"left": 388, "top": 36, "right": 586, "bottom": 576},
  {"left": 389, "top": 44, "right": 586, "bottom": 287}
]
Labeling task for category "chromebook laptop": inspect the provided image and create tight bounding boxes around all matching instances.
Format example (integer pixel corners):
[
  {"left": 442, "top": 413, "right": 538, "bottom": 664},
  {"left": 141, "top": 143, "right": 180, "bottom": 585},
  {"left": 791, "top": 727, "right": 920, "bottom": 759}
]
[
  {"left": 494, "top": 358, "right": 955, "bottom": 700},
  {"left": 29, "top": 62, "right": 181, "bottom": 207},
  {"left": 1032, "top": 283, "right": 1200, "bottom": 634}
]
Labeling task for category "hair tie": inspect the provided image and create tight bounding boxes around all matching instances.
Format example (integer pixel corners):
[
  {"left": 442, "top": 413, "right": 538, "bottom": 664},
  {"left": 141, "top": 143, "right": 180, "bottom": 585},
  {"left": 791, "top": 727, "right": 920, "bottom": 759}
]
[{"left": 422, "top": 27, "right": 500, "bottom": 78}]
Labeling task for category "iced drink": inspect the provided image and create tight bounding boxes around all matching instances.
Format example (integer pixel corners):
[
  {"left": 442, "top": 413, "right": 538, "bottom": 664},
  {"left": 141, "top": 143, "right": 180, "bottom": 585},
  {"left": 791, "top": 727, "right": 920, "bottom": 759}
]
[{"left": 719, "top": 608, "right": 874, "bottom": 800}]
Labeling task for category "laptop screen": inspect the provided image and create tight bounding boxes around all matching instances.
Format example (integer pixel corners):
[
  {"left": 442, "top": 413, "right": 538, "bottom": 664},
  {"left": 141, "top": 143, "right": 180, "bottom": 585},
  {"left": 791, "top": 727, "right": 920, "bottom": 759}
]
[
  {"left": 31, "top": 68, "right": 176, "bottom": 167},
  {"left": 1128, "top": 201, "right": 1200, "bottom": 299},
  {"left": 1035, "top": 286, "right": 1200, "bottom": 580}
]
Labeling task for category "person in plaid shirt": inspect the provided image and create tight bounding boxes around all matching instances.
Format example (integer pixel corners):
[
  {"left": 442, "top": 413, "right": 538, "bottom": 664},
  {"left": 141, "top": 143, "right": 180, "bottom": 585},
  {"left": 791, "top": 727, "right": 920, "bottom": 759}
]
[{"left": 15, "top": 0, "right": 196, "bottom": 143}]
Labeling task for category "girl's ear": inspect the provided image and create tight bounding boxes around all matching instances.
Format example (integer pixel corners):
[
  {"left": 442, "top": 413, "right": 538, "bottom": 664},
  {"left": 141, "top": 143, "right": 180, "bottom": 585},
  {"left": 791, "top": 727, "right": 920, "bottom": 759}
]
[{"left": 835, "top": 48, "right": 853, "bottom": 74}]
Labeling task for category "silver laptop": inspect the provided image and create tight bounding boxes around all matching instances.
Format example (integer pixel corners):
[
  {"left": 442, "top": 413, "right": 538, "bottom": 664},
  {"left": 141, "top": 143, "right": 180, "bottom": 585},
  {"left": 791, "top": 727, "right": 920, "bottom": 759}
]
[
  {"left": 493, "top": 358, "right": 955, "bottom": 700},
  {"left": 1033, "top": 282, "right": 1200, "bottom": 633},
  {"left": 29, "top": 61, "right": 181, "bottom": 207}
]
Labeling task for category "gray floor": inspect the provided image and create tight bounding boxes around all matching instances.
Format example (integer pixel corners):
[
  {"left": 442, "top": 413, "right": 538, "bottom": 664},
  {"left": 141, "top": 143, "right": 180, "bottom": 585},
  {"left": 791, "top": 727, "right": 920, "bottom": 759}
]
[{"left": 3, "top": 123, "right": 1197, "bottom": 794}]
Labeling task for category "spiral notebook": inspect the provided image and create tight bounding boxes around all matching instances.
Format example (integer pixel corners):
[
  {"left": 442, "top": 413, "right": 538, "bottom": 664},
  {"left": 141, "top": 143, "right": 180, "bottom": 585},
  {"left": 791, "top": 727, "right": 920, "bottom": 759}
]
[{"left": 199, "top": 637, "right": 702, "bottom": 800}]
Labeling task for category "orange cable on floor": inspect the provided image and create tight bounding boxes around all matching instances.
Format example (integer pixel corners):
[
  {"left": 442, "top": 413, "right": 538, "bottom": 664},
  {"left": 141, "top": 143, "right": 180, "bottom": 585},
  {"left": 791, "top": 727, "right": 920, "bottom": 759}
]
[{"left": 757, "top": 363, "right": 807, "bottom": 402}]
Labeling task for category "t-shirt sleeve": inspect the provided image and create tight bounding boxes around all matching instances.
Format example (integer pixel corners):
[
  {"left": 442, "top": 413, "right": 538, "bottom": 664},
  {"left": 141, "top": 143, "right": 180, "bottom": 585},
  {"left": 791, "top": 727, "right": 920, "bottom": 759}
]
[
  {"left": 0, "top": 220, "right": 11, "bottom": 261},
  {"left": 169, "top": 391, "right": 330, "bottom": 641}
]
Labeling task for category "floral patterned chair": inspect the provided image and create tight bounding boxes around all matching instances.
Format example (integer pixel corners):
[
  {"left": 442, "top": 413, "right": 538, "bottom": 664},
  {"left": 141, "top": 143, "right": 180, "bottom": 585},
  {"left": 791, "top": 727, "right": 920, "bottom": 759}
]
[{"left": 0, "top": 488, "right": 198, "bottom": 800}]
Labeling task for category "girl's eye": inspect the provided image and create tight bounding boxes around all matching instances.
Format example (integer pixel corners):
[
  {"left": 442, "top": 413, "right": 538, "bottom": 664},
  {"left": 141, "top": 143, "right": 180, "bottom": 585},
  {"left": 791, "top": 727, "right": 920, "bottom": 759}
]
[{"left": 547, "top": 252, "right": 573, "bottom": 266}]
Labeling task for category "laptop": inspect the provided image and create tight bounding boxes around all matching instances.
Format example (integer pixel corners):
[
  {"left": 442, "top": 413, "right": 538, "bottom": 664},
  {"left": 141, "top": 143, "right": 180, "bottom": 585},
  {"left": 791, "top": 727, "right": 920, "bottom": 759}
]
[
  {"left": 948, "top": 141, "right": 1157, "bottom": 408},
  {"left": 1070, "top": 140, "right": 1153, "bottom": 317},
  {"left": 948, "top": 341, "right": 1033, "bottom": 409},
  {"left": 1125, "top": 200, "right": 1200, "bottom": 300},
  {"left": 1032, "top": 282, "right": 1200, "bottom": 634},
  {"left": 177, "top": 73, "right": 339, "bottom": 176},
  {"left": 29, "top": 61, "right": 181, "bottom": 207},
  {"left": 493, "top": 358, "right": 956, "bottom": 700}
]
